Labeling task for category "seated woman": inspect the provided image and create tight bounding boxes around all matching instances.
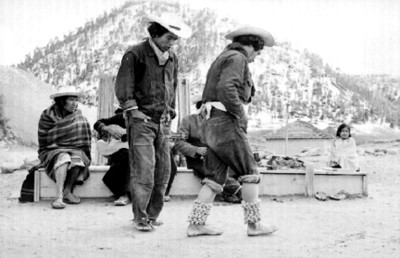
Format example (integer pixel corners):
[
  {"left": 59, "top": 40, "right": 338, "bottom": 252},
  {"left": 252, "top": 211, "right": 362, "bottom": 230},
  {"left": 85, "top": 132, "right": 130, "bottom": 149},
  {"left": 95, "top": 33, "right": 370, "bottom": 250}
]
[
  {"left": 38, "top": 87, "right": 92, "bottom": 209},
  {"left": 329, "top": 123, "right": 360, "bottom": 171},
  {"left": 94, "top": 109, "right": 130, "bottom": 206}
]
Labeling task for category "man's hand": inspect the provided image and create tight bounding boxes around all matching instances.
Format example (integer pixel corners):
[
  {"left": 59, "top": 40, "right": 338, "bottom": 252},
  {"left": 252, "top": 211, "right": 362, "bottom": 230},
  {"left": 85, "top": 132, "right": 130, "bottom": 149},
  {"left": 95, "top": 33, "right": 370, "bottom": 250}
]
[
  {"left": 196, "top": 147, "right": 207, "bottom": 157},
  {"left": 103, "top": 125, "right": 126, "bottom": 140},
  {"left": 128, "top": 109, "right": 151, "bottom": 121}
]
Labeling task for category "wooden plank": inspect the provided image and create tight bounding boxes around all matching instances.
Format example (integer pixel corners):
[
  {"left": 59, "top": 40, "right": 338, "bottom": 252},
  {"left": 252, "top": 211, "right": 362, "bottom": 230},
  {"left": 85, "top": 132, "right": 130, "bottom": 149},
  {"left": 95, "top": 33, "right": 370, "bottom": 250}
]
[
  {"left": 36, "top": 166, "right": 368, "bottom": 199},
  {"left": 314, "top": 175, "right": 363, "bottom": 195},
  {"left": 259, "top": 174, "right": 306, "bottom": 196}
]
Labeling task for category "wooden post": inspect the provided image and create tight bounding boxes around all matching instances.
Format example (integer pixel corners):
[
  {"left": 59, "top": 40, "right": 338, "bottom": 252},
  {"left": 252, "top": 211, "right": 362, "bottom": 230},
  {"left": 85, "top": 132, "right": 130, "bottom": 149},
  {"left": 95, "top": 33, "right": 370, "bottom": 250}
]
[
  {"left": 97, "top": 76, "right": 116, "bottom": 120},
  {"left": 176, "top": 77, "right": 190, "bottom": 126},
  {"left": 95, "top": 75, "right": 116, "bottom": 165},
  {"left": 284, "top": 102, "right": 289, "bottom": 156},
  {"left": 304, "top": 165, "right": 315, "bottom": 197},
  {"left": 362, "top": 174, "right": 368, "bottom": 197}
]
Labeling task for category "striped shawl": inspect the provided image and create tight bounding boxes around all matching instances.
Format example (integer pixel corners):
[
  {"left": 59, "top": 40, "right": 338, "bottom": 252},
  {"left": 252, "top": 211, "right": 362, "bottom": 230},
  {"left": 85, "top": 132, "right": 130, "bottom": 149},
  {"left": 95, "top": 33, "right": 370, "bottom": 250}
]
[{"left": 38, "top": 104, "right": 92, "bottom": 173}]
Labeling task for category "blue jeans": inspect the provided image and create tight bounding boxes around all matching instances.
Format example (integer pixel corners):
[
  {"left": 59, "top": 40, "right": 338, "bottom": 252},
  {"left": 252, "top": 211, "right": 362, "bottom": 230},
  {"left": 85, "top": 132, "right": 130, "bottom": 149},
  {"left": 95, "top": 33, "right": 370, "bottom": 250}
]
[
  {"left": 125, "top": 113, "right": 171, "bottom": 224},
  {"left": 198, "top": 109, "right": 259, "bottom": 186}
]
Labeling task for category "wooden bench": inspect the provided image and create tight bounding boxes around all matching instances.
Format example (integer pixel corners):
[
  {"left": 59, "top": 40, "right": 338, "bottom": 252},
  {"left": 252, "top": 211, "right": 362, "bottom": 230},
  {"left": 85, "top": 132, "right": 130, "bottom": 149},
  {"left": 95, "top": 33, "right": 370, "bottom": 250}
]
[{"left": 34, "top": 166, "right": 368, "bottom": 202}]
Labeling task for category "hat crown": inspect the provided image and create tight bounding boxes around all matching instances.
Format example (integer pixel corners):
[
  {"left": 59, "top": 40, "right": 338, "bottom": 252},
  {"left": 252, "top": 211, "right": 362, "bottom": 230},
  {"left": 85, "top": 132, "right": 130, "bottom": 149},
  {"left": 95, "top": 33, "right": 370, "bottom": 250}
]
[
  {"left": 50, "top": 86, "right": 82, "bottom": 99},
  {"left": 225, "top": 26, "right": 275, "bottom": 47},
  {"left": 147, "top": 14, "right": 192, "bottom": 39}
]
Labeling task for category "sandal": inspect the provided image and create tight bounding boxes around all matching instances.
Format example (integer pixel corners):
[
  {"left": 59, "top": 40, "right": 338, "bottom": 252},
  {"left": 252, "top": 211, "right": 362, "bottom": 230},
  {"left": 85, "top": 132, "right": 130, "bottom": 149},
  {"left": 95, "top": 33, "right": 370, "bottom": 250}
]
[
  {"left": 63, "top": 193, "right": 81, "bottom": 204},
  {"left": 315, "top": 192, "right": 328, "bottom": 201},
  {"left": 149, "top": 219, "right": 164, "bottom": 227},
  {"left": 51, "top": 199, "right": 66, "bottom": 209},
  {"left": 136, "top": 222, "right": 154, "bottom": 232},
  {"left": 114, "top": 196, "right": 130, "bottom": 206}
]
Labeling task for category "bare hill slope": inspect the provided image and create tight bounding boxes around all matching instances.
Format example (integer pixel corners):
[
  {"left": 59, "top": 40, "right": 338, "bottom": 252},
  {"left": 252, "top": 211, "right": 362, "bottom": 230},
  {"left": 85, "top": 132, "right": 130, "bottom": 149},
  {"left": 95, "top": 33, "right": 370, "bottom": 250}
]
[{"left": 0, "top": 66, "right": 96, "bottom": 146}]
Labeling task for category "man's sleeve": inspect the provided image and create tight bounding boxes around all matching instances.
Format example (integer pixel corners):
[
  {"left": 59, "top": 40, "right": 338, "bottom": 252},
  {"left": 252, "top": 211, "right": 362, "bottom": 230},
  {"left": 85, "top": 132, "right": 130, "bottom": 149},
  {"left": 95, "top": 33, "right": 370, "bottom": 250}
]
[
  {"left": 115, "top": 51, "right": 138, "bottom": 110},
  {"left": 170, "top": 53, "right": 179, "bottom": 119},
  {"left": 174, "top": 116, "right": 198, "bottom": 158},
  {"left": 216, "top": 53, "right": 246, "bottom": 119}
]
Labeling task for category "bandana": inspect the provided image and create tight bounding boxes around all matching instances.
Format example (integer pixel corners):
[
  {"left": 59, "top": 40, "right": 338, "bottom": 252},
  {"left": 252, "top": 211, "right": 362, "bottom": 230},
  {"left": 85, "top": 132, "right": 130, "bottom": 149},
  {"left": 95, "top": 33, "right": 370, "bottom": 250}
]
[{"left": 149, "top": 38, "right": 170, "bottom": 65}]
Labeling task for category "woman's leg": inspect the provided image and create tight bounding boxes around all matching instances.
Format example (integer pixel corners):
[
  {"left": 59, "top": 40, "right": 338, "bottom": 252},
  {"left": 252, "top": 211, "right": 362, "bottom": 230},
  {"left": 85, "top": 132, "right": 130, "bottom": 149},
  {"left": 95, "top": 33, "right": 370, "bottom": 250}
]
[{"left": 52, "top": 163, "right": 68, "bottom": 209}]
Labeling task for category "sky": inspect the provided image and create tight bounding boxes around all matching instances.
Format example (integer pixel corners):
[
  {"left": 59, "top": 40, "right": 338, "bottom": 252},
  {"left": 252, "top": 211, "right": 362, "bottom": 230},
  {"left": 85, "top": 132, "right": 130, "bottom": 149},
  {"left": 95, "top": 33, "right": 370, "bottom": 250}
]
[{"left": 0, "top": 0, "right": 399, "bottom": 76}]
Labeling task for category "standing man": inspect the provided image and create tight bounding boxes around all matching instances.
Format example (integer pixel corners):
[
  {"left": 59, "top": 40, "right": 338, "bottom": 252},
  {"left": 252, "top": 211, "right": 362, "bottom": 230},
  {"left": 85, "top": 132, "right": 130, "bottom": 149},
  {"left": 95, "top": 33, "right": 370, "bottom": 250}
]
[
  {"left": 187, "top": 27, "right": 278, "bottom": 237},
  {"left": 115, "top": 15, "right": 191, "bottom": 232},
  {"left": 174, "top": 101, "right": 243, "bottom": 203}
]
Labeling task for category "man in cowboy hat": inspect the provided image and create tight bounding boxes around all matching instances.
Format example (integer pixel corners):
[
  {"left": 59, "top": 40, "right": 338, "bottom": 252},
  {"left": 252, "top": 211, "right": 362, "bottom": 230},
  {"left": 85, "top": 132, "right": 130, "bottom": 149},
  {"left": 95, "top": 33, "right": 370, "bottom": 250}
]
[
  {"left": 115, "top": 15, "right": 191, "bottom": 232},
  {"left": 38, "top": 86, "right": 91, "bottom": 209},
  {"left": 186, "top": 26, "right": 278, "bottom": 237}
]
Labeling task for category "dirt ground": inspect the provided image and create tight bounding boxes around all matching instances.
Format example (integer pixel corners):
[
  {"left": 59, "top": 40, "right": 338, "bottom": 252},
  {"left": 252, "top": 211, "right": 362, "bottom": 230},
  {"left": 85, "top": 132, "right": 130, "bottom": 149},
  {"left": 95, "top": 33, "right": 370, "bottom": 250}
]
[{"left": 0, "top": 143, "right": 399, "bottom": 258}]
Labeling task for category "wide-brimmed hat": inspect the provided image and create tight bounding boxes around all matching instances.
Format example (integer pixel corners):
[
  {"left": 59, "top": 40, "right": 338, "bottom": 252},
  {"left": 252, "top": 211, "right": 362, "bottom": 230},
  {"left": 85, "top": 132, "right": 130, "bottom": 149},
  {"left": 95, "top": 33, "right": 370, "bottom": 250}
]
[
  {"left": 147, "top": 14, "right": 192, "bottom": 39},
  {"left": 225, "top": 26, "right": 275, "bottom": 47},
  {"left": 50, "top": 86, "right": 83, "bottom": 99}
]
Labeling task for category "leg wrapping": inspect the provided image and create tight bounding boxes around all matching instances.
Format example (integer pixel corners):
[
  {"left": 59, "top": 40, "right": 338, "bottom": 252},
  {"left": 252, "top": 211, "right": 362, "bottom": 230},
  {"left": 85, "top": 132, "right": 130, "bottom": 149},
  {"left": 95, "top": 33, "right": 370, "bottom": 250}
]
[
  {"left": 239, "top": 174, "right": 261, "bottom": 184},
  {"left": 202, "top": 178, "right": 224, "bottom": 194},
  {"left": 242, "top": 199, "right": 262, "bottom": 224},
  {"left": 188, "top": 199, "right": 213, "bottom": 225}
]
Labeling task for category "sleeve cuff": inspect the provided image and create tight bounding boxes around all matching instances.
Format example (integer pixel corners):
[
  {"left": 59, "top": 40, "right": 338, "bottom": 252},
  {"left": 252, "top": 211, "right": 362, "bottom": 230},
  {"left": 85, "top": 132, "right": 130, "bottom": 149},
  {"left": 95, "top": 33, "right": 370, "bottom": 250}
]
[{"left": 121, "top": 99, "right": 138, "bottom": 110}]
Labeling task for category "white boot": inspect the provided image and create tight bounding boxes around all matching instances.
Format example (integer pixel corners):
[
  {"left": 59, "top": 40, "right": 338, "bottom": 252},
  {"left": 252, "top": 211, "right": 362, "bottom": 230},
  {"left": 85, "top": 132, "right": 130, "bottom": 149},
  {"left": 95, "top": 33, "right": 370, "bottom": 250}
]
[
  {"left": 187, "top": 183, "right": 223, "bottom": 237},
  {"left": 241, "top": 181, "right": 278, "bottom": 236}
]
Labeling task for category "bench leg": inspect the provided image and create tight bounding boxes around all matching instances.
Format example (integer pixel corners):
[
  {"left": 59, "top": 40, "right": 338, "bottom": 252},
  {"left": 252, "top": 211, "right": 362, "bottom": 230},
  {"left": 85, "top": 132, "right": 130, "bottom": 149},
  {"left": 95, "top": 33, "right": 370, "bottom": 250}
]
[
  {"left": 304, "top": 166, "right": 315, "bottom": 197},
  {"left": 34, "top": 170, "right": 40, "bottom": 202},
  {"left": 362, "top": 175, "right": 368, "bottom": 197}
]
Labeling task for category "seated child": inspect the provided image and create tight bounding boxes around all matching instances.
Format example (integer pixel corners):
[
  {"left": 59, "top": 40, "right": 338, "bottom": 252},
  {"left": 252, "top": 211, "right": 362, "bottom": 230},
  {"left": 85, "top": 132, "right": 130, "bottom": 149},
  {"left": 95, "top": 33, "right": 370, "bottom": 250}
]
[{"left": 329, "top": 123, "right": 360, "bottom": 171}]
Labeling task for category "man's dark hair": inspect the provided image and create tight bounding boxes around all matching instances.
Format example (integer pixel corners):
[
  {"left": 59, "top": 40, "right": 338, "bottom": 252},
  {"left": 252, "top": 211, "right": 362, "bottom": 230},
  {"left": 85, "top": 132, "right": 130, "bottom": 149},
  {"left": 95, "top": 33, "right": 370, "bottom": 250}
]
[
  {"left": 195, "top": 100, "right": 202, "bottom": 110},
  {"left": 54, "top": 96, "right": 67, "bottom": 109},
  {"left": 233, "top": 35, "right": 264, "bottom": 51},
  {"left": 336, "top": 123, "right": 351, "bottom": 137},
  {"left": 148, "top": 22, "right": 170, "bottom": 38}
]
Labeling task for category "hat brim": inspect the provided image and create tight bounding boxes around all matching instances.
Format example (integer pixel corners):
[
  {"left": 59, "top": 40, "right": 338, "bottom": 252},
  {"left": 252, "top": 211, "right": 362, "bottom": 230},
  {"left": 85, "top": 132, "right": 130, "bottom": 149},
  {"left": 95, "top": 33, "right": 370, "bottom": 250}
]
[
  {"left": 148, "top": 15, "right": 192, "bottom": 39},
  {"left": 225, "top": 27, "right": 275, "bottom": 47},
  {"left": 50, "top": 92, "right": 82, "bottom": 99}
]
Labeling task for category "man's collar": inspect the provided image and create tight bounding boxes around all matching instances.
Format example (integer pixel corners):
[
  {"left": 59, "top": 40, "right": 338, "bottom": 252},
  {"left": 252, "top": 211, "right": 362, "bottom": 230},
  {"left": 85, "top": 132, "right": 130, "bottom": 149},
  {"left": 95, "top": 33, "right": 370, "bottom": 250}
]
[{"left": 226, "top": 42, "right": 248, "bottom": 58}]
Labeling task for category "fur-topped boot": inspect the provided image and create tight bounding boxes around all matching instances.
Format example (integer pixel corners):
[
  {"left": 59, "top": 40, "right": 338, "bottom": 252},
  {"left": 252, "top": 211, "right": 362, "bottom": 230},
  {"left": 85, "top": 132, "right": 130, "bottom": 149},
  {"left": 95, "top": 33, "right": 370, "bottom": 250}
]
[
  {"left": 240, "top": 175, "right": 278, "bottom": 236},
  {"left": 187, "top": 180, "right": 223, "bottom": 237}
]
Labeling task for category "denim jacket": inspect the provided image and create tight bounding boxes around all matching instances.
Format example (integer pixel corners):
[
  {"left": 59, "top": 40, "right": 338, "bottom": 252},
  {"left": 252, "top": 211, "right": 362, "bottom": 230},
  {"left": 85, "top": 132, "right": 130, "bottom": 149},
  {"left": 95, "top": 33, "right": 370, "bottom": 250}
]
[
  {"left": 201, "top": 43, "right": 255, "bottom": 120},
  {"left": 115, "top": 39, "right": 178, "bottom": 122}
]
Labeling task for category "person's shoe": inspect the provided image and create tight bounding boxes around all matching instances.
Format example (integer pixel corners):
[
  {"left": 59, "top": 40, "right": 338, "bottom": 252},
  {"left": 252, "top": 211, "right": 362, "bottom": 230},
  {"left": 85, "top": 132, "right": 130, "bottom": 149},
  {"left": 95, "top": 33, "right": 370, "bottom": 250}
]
[
  {"left": 51, "top": 199, "right": 66, "bottom": 209},
  {"left": 63, "top": 193, "right": 81, "bottom": 204},
  {"left": 149, "top": 219, "right": 164, "bottom": 227},
  {"left": 247, "top": 223, "right": 278, "bottom": 236},
  {"left": 114, "top": 195, "right": 130, "bottom": 206},
  {"left": 136, "top": 222, "right": 154, "bottom": 232},
  {"left": 164, "top": 195, "right": 171, "bottom": 202},
  {"left": 315, "top": 191, "right": 328, "bottom": 201},
  {"left": 187, "top": 224, "right": 223, "bottom": 237},
  {"left": 222, "top": 194, "right": 241, "bottom": 204}
]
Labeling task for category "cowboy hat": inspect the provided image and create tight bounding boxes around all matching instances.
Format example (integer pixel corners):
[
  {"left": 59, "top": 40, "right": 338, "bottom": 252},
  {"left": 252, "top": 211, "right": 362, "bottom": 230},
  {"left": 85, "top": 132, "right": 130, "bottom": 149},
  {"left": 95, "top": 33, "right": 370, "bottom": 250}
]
[
  {"left": 225, "top": 26, "right": 275, "bottom": 47},
  {"left": 50, "top": 86, "right": 83, "bottom": 99},
  {"left": 147, "top": 14, "right": 192, "bottom": 39}
]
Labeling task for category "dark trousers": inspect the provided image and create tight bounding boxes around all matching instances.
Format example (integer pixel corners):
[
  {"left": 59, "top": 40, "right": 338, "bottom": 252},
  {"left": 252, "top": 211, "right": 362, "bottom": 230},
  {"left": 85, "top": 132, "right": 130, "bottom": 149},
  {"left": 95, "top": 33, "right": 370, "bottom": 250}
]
[
  {"left": 165, "top": 150, "right": 177, "bottom": 196},
  {"left": 102, "top": 148, "right": 130, "bottom": 199},
  {"left": 198, "top": 109, "right": 259, "bottom": 186},
  {"left": 126, "top": 114, "right": 171, "bottom": 224},
  {"left": 187, "top": 156, "right": 241, "bottom": 196}
]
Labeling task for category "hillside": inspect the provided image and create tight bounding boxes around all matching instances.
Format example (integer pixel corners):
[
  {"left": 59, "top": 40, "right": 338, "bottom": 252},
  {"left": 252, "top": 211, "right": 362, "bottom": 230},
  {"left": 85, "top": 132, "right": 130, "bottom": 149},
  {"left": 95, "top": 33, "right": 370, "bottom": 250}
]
[
  {"left": 0, "top": 66, "right": 97, "bottom": 146},
  {"left": 13, "top": 0, "right": 400, "bottom": 128}
]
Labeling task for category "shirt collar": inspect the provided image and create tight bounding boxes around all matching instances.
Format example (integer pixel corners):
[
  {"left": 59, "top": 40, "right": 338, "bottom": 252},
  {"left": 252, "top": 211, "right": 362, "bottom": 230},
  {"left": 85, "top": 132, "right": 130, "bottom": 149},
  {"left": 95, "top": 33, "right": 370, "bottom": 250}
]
[{"left": 149, "top": 38, "right": 170, "bottom": 65}]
